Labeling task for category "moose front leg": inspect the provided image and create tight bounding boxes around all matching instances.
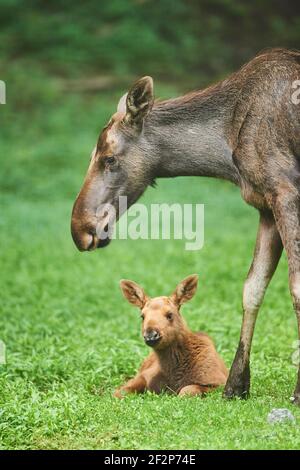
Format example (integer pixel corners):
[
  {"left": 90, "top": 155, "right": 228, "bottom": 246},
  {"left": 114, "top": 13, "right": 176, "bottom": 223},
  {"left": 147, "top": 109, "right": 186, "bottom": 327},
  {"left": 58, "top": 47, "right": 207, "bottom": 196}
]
[{"left": 224, "top": 211, "right": 282, "bottom": 399}]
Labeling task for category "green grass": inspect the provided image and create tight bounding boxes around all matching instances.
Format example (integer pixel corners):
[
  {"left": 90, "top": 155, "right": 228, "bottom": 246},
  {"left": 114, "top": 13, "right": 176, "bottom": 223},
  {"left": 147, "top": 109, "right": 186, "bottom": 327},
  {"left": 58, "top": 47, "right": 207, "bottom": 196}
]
[{"left": 1, "top": 84, "right": 300, "bottom": 450}]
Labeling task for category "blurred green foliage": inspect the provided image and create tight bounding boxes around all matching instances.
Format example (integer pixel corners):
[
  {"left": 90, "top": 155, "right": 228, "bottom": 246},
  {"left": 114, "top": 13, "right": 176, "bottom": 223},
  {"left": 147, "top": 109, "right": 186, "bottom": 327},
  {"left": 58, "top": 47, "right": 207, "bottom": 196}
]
[
  {"left": 0, "top": 0, "right": 300, "bottom": 85},
  {"left": 1, "top": 1, "right": 300, "bottom": 450},
  {"left": 1, "top": 0, "right": 300, "bottom": 202}
]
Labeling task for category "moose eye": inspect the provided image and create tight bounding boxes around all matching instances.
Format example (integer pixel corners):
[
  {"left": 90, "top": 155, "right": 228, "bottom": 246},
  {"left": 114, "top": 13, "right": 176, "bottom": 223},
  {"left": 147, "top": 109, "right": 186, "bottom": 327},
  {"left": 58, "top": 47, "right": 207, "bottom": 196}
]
[
  {"left": 104, "top": 156, "right": 116, "bottom": 166},
  {"left": 140, "top": 313, "right": 145, "bottom": 320},
  {"left": 166, "top": 312, "right": 173, "bottom": 321}
]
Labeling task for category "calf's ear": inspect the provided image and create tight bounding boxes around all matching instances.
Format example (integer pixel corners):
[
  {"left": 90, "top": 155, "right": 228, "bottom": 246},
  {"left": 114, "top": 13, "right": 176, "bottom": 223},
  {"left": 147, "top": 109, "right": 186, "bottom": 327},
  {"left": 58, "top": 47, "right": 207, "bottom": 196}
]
[
  {"left": 171, "top": 274, "right": 198, "bottom": 306},
  {"left": 120, "top": 279, "right": 148, "bottom": 308},
  {"left": 123, "top": 76, "right": 154, "bottom": 128}
]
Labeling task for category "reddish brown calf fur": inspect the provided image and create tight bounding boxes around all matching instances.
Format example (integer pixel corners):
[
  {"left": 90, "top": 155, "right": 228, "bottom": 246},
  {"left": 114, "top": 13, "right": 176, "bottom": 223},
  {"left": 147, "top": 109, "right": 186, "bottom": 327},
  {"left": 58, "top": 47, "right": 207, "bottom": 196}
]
[{"left": 115, "top": 275, "right": 228, "bottom": 398}]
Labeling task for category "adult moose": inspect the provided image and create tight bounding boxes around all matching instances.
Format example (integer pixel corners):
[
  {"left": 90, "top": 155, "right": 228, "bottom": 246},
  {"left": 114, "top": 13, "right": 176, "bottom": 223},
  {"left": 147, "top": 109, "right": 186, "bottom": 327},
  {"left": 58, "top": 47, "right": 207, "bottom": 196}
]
[{"left": 71, "top": 49, "right": 300, "bottom": 404}]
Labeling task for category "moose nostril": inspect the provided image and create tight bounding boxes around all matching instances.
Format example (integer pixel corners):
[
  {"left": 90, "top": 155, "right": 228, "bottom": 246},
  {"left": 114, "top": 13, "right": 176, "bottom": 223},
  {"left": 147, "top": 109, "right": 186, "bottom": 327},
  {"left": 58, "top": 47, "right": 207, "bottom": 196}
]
[
  {"left": 144, "top": 329, "right": 161, "bottom": 343},
  {"left": 77, "top": 232, "right": 94, "bottom": 251},
  {"left": 87, "top": 233, "right": 95, "bottom": 251}
]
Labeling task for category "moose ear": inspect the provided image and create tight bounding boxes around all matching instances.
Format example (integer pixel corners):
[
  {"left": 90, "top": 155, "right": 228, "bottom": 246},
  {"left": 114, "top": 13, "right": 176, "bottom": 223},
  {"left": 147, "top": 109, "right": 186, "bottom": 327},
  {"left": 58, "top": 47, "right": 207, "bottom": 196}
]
[
  {"left": 120, "top": 279, "right": 148, "bottom": 308},
  {"left": 117, "top": 93, "right": 128, "bottom": 114},
  {"left": 124, "top": 76, "right": 154, "bottom": 127},
  {"left": 171, "top": 274, "right": 198, "bottom": 306}
]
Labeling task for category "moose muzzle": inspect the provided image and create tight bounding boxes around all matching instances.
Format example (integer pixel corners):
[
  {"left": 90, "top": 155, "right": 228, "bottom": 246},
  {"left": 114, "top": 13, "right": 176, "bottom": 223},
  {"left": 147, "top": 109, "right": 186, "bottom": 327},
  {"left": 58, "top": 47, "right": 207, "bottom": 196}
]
[{"left": 144, "top": 329, "right": 161, "bottom": 347}]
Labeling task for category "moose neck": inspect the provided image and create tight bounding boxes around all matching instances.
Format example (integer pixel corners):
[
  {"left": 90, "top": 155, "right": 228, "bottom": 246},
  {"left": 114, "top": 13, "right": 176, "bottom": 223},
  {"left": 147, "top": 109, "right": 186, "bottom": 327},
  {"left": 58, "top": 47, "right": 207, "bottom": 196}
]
[
  {"left": 155, "top": 330, "right": 192, "bottom": 371},
  {"left": 143, "top": 84, "right": 240, "bottom": 185}
]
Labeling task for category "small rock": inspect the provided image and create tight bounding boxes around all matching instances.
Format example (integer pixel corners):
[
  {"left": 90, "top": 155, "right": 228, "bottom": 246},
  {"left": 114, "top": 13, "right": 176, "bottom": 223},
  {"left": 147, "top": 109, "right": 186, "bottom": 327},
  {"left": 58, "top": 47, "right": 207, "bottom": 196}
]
[{"left": 267, "top": 408, "right": 296, "bottom": 424}]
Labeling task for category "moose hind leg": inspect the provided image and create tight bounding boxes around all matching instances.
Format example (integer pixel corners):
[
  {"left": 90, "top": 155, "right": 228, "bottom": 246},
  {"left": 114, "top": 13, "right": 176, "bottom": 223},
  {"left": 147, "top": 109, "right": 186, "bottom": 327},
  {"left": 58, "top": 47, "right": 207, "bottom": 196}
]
[
  {"left": 290, "top": 274, "right": 300, "bottom": 406},
  {"left": 271, "top": 189, "right": 300, "bottom": 405},
  {"left": 224, "top": 211, "right": 282, "bottom": 399}
]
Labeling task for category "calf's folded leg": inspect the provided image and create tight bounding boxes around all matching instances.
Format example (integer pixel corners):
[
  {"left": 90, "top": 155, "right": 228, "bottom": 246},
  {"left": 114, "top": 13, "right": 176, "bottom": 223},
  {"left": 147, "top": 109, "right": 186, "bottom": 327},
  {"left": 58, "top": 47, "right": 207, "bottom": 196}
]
[
  {"left": 178, "top": 384, "right": 209, "bottom": 396},
  {"left": 114, "top": 375, "right": 146, "bottom": 398}
]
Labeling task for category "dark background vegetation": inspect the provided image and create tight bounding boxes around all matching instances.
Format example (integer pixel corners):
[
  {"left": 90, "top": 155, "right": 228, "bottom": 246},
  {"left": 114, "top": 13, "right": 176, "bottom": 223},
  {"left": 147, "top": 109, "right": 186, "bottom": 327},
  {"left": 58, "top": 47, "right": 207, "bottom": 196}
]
[
  {"left": 1, "top": 0, "right": 300, "bottom": 80},
  {"left": 1, "top": 0, "right": 300, "bottom": 450},
  {"left": 1, "top": 0, "right": 300, "bottom": 89},
  {"left": 1, "top": 0, "right": 300, "bottom": 201}
]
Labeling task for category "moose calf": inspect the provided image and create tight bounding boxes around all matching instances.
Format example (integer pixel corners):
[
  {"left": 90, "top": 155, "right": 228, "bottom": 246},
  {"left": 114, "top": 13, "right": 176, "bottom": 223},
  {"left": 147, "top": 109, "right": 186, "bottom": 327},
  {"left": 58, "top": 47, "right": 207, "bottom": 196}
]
[{"left": 115, "top": 275, "right": 228, "bottom": 398}]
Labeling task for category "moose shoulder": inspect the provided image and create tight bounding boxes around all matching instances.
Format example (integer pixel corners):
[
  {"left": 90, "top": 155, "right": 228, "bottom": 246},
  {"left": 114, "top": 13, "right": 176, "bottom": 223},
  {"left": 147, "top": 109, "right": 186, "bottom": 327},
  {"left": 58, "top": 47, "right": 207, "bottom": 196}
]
[{"left": 71, "top": 48, "right": 300, "bottom": 405}]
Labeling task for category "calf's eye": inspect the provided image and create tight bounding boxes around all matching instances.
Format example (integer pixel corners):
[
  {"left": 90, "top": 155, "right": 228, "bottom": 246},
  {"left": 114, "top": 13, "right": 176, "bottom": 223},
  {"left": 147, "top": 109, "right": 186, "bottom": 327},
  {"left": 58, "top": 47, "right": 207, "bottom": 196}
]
[
  {"left": 141, "top": 314, "right": 145, "bottom": 320},
  {"left": 166, "top": 312, "right": 173, "bottom": 320}
]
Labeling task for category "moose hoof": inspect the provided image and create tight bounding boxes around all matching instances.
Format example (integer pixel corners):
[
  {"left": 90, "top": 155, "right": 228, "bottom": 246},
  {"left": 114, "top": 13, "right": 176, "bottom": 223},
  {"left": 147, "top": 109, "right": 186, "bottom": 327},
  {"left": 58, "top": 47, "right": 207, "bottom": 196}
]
[
  {"left": 223, "top": 377, "right": 250, "bottom": 400},
  {"left": 290, "top": 394, "right": 300, "bottom": 406},
  {"left": 223, "top": 362, "right": 250, "bottom": 400},
  {"left": 223, "top": 386, "right": 249, "bottom": 400},
  {"left": 113, "top": 388, "right": 127, "bottom": 399}
]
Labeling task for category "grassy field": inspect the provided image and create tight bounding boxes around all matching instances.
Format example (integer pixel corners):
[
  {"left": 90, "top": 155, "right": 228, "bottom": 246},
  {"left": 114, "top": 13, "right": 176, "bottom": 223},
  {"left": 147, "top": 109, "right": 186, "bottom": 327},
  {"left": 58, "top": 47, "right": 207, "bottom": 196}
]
[{"left": 1, "top": 83, "right": 300, "bottom": 450}]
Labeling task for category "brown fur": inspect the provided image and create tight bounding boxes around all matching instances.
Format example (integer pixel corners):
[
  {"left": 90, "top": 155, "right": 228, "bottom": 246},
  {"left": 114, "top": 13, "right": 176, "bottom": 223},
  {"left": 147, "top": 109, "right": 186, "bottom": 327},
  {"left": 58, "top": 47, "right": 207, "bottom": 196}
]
[
  {"left": 71, "top": 49, "right": 300, "bottom": 405},
  {"left": 114, "top": 275, "right": 228, "bottom": 398}
]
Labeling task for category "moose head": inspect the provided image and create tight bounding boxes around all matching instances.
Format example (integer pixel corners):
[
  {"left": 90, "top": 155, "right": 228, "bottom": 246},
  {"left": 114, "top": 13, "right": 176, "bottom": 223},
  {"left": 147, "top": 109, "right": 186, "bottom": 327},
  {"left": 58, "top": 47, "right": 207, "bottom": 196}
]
[
  {"left": 120, "top": 275, "right": 199, "bottom": 350},
  {"left": 71, "top": 76, "right": 156, "bottom": 251}
]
